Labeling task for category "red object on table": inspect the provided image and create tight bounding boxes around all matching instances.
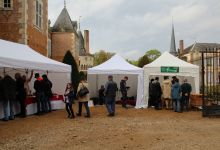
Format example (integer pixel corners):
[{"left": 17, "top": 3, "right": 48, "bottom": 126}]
[{"left": 25, "top": 95, "right": 64, "bottom": 105}]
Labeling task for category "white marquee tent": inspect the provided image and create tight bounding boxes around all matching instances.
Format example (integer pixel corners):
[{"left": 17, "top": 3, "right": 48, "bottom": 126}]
[
  {"left": 0, "top": 39, "right": 71, "bottom": 94},
  {"left": 0, "top": 39, "right": 71, "bottom": 72},
  {"left": 143, "top": 51, "right": 200, "bottom": 107},
  {"left": 0, "top": 39, "right": 72, "bottom": 118},
  {"left": 88, "top": 54, "right": 146, "bottom": 108}
]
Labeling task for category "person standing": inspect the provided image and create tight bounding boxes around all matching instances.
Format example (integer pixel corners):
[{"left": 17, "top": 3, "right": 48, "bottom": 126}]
[
  {"left": 99, "top": 85, "right": 105, "bottom": 105},
  {"left": 64, "top": 83, "right": 75, "bottom": 119},
  {"left": 151, "top": 77, "right": 162, "bottom": 110},
  {"left": 2, "top": 75, "right": 16, "bottom": 121},
  {"left": 15, "top": 73, "right": 26, "bottom": 118},
  {"left": 34, "top": 73, "right": 46, "bottom": 115},
  {"left": 104, "top": 75, "right": 118, "bottom": 117},
  {"left": 171, "top": 78, "right": 181, "bottom": 112},
  {"left": 77, "top": 78, "right": 91, "bottom": 118},
  {"left": 42, "top": 74, "right": 53, "bottom": 112},
  {"left": 120, "top": 76, "right": 128, "bottom": 108},
  {"left": 148, "top": 78, "right": 154, "bottom": 107},
  {"left": 181, "top": 79, "right": 192, "bottom": 111},
  {"left": 22, "top": 70, "right": 33, "bottom": 95},
  {"left": 162, "top": 76, "right": 172, "bottom": 110}
]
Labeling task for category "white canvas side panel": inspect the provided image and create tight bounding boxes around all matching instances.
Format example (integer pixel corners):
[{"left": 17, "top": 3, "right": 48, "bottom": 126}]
[
  {"left": 88, "top": 74, "right": 138, "bottom": 100},
  {"left": 0, "top": 69, "right": 70, "bottom": 95}
]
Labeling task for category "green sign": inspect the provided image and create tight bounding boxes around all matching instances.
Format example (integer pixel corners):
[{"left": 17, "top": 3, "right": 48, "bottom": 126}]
[{"left": 161, "top": 66, "right": 179, "bottom": 73}]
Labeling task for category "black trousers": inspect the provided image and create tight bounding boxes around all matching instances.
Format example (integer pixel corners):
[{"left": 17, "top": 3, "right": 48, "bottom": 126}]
[
  {"left": 65, "top": 103, "right": 74, "bottom": 117},
  {"left": 153, "top": 96, "right": 161, "bottom": 109},
  {"left": 45, "top": 95, "right": 52, "bottom": 112},
  {"left": 17, "top": 92, "right": 26, "bottom": 117},
  {"left": 121, "top": 91, "right": 127, "bottom": 107},
  {"left": 78, "top": 101, "right": 90, "bottom": 116}
]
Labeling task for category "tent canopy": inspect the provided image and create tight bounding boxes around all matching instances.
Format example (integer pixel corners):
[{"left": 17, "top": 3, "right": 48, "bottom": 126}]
[
  {"left": 0, "top": 39, "right": 71, "bottom": 73},
  {"left": 145, "top": 51, "right": 198, "bottom": 69},
  {"left": 88, "top": 54, "right": 146, "bottom": 108},
  {"left": 88, "top": 54, "right": 143, "bottom": 74},
  {"left": 143, "top": 51, "right": 200, "bottom": 107}
]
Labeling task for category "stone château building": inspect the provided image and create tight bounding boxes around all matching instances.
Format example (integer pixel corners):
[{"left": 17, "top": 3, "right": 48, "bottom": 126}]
[
  {"left": 0, "top": 0, "right": 49, "bottom": 56},
  {"left": 179, "top": 40, "right": 220, "bottom": 85},
  {"left": 51, "top": 4, "right": 93, "bottom": 73},
  {"left": 0, "top": 0, "right": 93, "bottom": 73}
]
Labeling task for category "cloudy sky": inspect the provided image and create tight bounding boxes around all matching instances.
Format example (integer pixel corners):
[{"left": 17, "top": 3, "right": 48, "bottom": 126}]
[{"left": 48, "top": 0, "right": 220, "bottom": 60}]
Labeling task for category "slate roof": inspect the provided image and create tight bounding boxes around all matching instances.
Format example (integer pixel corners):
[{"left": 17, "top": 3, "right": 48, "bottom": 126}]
[
  {"left": 183, "top": 43, "right": 220, "bottom": 54},
  {"left": 52, "top": 8, "right": 77, "bottom": 34}
]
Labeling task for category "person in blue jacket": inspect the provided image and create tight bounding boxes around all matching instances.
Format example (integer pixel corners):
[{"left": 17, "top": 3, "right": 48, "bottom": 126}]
[{"left": 171, "top": 78, "right": 181, "bottom": 113}]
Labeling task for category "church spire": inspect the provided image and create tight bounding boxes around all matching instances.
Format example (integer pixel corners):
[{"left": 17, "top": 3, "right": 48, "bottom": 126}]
[
  {"left": 169, "top": 19, "right": 177, "bottom": 56},
  {"left": 64, "top": 0, "right": 66, "bottom": 8},
  {"left": 78, "top": 16, "right": 82, "bottom": 30}
]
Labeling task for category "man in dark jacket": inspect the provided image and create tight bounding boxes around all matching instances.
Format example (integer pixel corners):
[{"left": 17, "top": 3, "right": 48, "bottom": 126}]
[
  {"left": 151, "top": 77, "right": 162, "bottom": 110},
  {"left": 181, "top": 79, "right": 192, "bottom": 111},
  {"left": 148, "top": 78, "right": 154, "bottom": 107},
  {"left": 120, "top": 76, "right": 128, "bottom": 108},
  {"left": 2, "top": 75, "right": 16, "bottom": 121},
  {"left": 34, "top": 73, "right": 46, "bottom": 115},
  {"left": 42, "top": 74, "right": 53, "bottom": 112},
  {"left": 104, "top": 75, "right": 118, "bottom": 117},
  {"left": 15, "top": 73, "right": 26, "bottom": 118}
]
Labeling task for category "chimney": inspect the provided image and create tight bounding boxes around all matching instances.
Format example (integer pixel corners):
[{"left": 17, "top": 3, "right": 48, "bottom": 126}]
[
  {"left": 179, "top": 40, "right": 184, "bottom": 55},
  {"left": 84, "top": 30, "right": 90, "bottom": 54}
]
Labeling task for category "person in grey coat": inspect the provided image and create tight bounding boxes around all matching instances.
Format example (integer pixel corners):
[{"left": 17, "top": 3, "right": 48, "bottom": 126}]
[
  {"left": 2, "top": 75, "right": 16, "bottom": 121},
  {"left": 104, "top": 75, "right": 118, "bottom": 117}
]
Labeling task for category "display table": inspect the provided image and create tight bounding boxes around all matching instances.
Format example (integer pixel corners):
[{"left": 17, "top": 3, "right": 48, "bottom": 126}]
[
  {"left": 0, "top": 95, "right": 64, "bottom": 119},
  {"left": 190, "top": 94, "right": 202, "bottom": 108}
]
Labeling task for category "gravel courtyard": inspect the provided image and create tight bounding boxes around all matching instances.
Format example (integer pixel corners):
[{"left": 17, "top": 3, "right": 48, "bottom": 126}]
[{"left": 0, "top": 105, "right": 220, "bottom": 150}]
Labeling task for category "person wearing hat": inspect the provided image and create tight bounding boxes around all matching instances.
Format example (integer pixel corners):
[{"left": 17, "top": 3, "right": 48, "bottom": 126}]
[
  {"left": 34, "top": 73, "right": 46, "bottom": 115},
  {"left": 104, "top": 75, "right": 118, "bottom": 117}
]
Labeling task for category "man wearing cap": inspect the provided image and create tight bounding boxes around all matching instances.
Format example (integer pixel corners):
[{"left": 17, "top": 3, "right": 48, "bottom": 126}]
[
  {"left": 34, "top": 73, "right": 46, "bottom": 115},
  {"left": 181, "top": 79, "right": 192, "bottom": 111},
  {"left": 104, "top": 75, "right": 118, "bottom": 117}
]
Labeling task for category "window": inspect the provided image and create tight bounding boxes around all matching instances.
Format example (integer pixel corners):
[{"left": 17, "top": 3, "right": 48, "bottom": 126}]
[
  {"left": 207, "top": 58, "right": 212, "bottom": 66},
  {"left": 36, "top": 0, "right": 42, "bottom": 28},
  {"left": 4, "top": 0, "right": 11, "bottom": 8}
]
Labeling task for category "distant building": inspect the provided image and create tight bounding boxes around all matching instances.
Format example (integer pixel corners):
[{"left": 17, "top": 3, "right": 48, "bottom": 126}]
[
  {"left": 78, "top": 30, "right": 94, "bottom": 73},
  {"left": 179, "top": 41, "right": 220, "bottom": 85},
  {"left": 51, "top": 4, "right": 93, "bottom": 73},
  {"left": 0, "top": 0, "right": 49, "bottom": 56}
]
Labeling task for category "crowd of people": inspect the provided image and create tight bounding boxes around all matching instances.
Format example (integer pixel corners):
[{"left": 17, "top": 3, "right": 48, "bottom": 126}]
[
  {"left": 64, "top": 75, "right": 129, "bottom": 118},
  {"left": 148, "top": 76, "right": 192, "bottom": 112},
  {"left": 0, "top": 72, "right": 53, "bottom": 121},
  {"left": 1, "top": 71, "right": 193, "bottom": 121}
]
